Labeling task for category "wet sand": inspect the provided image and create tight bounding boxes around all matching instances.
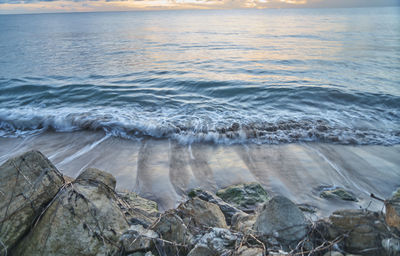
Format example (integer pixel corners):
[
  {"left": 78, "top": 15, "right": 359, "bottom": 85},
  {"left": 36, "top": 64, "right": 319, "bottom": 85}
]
[{"left": 1, "top": 131, "right": 399, "bottom": 216}]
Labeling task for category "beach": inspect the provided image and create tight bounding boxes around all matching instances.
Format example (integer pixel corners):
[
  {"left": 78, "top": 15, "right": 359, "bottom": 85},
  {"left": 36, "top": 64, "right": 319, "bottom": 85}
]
[
  {"left": 1, "top": 6, "right": 400, "bottom": 255},
  {"left": 1, "top": 131, "right": 399, "bottom": 216}
]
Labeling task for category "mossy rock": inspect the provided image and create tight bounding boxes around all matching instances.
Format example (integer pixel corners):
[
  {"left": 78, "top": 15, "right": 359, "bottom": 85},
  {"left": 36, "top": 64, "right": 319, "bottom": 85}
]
[
  {"left": 320, "top": 188, "right": 357, "bottom": 202},
  {"left": 188, "top": 188, "right": 202, "bottom": 198},
  {"left": 392, "top": 187, "right": 400, "bottom": 200},
  {"left": 216, "top": 183, "right": 269, "bottom": 212}
]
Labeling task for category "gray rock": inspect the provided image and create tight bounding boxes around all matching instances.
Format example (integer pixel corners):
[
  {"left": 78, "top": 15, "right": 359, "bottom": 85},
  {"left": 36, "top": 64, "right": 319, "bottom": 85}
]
[
  {"left": 382, "top": 238, "right": 400, "bottom": 256},
  {"left": 120, "top": 224, "right": 158, "bottom": 253},
  {"left": 187, "top": 246, "right": 214, "bottom": 256},
  {"left": 178, "top": 198, "right": 228, "bottom": 229},
  {"left": 323, "top": 252, "right": 344, "bottom": 256},
  {"left": 189, "top": 188, "right": 243, "bottom": 225},
  {"left": 127, "top": 251, "right": 155, "bottom": 256},
  {"left": 76, "top": 167, "right": 116, "bottom": 189},
  {"left": 236, "top": 246, "right": 263, "bottom": 256},
  {"left": 188, "top": 228, "right": 239, "bottom": 256},
  {"left": 328, "top": 209, "right": 390, "bottom": 256},
  {"left": 152, "top": 211, "right": 193, "bottom": 255},
  {"left": 14, "top": 168, "right": 130, "bottom": 256},
  {"left": 268, "top": 253, "right": 289, "bottom": 256},
  {"left": 118, "top": 191, "right": 159, "bottom": 227},
  {"left": 216, "top": 183, "right": 269, "bottom": 212},
  {"left": 0, "top": 151, "right": 65, "bottom": 254},
  {"left": 254, "top": 196, "right": 308, "bottom": 244}
]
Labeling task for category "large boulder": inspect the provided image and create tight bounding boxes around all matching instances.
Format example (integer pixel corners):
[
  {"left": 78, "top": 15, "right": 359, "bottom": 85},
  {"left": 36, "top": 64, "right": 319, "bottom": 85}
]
[
  {"left": 0, "top": 151, "right": 65, "bottom": 254},
  {"left": 13, "top": 168, "right": 130, "bottom": 255},
  {"left": 189, "top": 188, "right": 243, "bottom": 225},
  {"left": 216, "top": 183, "right": 269, "bottom": 212},
  {"left": 178, "top": 198, "right": 228, "bottom": 229},
  {"left": 328, "top": 209, "right": 391, "bottom": 256},
  {"left": 253, "top": 196, "right": 308, "bottom": 245}
]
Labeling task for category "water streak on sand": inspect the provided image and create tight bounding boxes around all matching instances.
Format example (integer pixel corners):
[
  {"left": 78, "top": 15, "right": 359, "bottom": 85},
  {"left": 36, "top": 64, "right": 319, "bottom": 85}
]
[
  {"left": 58, "top": 134, "right": 111, "bottom": 167},
  {"left": 301, "top": 143, "right": 370, "bottom": 195},
  {"left": 2, "top": 132, "right": 399, "bottom": 214}
]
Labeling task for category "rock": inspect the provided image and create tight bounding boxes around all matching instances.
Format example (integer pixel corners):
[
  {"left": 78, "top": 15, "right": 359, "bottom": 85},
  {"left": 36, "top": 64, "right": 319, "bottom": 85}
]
[
  {"left": 268, "top": 252, "right": 289, "bottom": 256},
  {"left": 392, "top": 188, "right": 400, "bottom": 200},
  {"left": 120, "top": 224, "right": 158, "bottom": 253},
  {"left": 254, "top": 196, "right": 308, "bottom": 245},
  {"left": 178, "top": 198, "right": 228, "bottom": 229},
  {"left": 187, "top": 246, "right": 214, "bottom": 256},
  {"left": 236, "top": 246, "right": 263, "bottom": 256},
  {"left": 328, "top": 209, "right": 390, "bottom": 255},
  {"left": 14, "top": 168, "right": 130, "bottom": 256},
  {"left": 323, "top": 252, "right": 344, "bottom": 256},
  {"left": 0, "top": 151, "right": 65, "bottom": 254},
  {"left": 76, "top": 167, "right": 116, "bottom": 189},
  {"left": 385, "top": 198, "right": 400, "bottom": 231},
  {"left": 297, "top": 203, "right": 317, "bottom": 213},
  {"left": 152, "top": 211, "right": 193, "bottom": 255},
  {"left": 320, "top": 187, "right": 357, "bottom": 202},
  {"left": 119, "top": 191, "right": 158, "bottom": 215},
  {"left": 263, "top": 237, "right": 282, "bottom": 252},
  {"left": 231, "top": 211, "right": 256, "bottom": 233},
  {"left": 118, "top": 191, "right": 159, "bottom": 227},
  {"left": 188, "top": 228, "right": 239, "bottom": 256},
  {"left": 216, "top": 183, "right": 269, "bottom": 212},
  {"left": 127, "top": 251, "right": 155, "bottom": 256},
  {"left": 382, "top": 238, "right": 400, "bottom": 255},
  {"left": 188, "top": 188, "right": 243, "bottom": 225}
]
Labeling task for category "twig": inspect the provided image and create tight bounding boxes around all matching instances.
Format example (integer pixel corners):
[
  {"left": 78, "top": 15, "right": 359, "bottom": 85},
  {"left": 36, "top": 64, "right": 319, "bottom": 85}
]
[
  {"left": 248, "top": 234, "right": 266, "bottom": 256},
  {"left": 0, "top": 238, "right": 7, "bottom": 256},
  {"left": 370, "top": 193, "right": 385, "bottom": 202}
]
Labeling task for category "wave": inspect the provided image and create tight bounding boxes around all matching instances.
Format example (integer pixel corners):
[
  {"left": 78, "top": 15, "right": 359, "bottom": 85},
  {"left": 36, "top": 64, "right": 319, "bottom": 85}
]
[{"left": 0, "top": 107, "right": 399, "bottom": 145}]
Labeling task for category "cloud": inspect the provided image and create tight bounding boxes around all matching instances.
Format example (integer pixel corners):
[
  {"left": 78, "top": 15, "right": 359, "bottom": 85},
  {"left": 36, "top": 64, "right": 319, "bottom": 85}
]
[{"left": 0, "top": 0, "right": 399, "bottom": 14}]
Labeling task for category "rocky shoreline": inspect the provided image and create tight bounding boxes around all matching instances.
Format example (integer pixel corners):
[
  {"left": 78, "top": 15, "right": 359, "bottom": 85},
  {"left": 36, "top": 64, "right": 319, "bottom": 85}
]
[{"left": 0, "top": 150, "right": 399, "bottom": 256}]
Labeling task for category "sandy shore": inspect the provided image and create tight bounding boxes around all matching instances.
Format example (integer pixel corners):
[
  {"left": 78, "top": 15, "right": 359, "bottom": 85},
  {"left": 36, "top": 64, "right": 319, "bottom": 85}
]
[{"left": 1, "top": 131, "right": 399, "bottom": 216}]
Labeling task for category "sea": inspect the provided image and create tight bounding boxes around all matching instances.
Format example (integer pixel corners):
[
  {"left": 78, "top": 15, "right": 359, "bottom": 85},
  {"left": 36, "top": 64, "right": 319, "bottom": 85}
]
[
  {"left": 0, "top": 7, "right": 399, "bottom": 145},
  {"left": 1, "top": 7, "right": 400, "bottom": 213}
]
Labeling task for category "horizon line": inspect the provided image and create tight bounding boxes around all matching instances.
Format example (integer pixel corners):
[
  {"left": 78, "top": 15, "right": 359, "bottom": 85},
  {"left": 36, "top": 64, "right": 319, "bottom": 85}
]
[{"left": 0, "top": 4, "right": 399, "bottom": 16}]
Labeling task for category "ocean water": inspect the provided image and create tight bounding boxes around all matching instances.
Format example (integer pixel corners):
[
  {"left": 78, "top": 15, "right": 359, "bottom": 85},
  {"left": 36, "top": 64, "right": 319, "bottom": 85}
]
[{"left": 1, "top": 7, "right": 400, "bottom": 145}]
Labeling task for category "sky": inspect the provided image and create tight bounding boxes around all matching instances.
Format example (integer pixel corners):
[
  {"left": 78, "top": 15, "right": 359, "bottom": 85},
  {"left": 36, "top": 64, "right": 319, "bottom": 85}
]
[{"left": 0, "top": 0, "right": 399, "bottom": 14}]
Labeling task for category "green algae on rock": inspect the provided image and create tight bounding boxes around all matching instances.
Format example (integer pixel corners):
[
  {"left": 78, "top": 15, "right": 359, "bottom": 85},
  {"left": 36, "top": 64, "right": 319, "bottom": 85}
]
[
  {"left": 392, "top": 187, "right": 400, "bottom": 200},
  {"left": 216, "top": 183, "right": 269, "bottom": 212},
  {"left": 320, "top": 188, "right": 358, "bottom": 202}
]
